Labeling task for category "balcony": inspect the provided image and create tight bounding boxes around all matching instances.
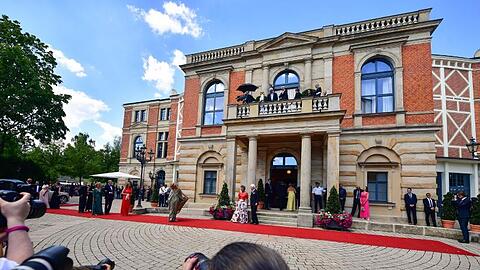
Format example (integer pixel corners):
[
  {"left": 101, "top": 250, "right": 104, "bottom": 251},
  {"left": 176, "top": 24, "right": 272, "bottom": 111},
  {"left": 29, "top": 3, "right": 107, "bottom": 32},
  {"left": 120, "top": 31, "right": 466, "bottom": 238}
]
[{"left": 226, "top": 94, "right": 341, "bottom": 120}]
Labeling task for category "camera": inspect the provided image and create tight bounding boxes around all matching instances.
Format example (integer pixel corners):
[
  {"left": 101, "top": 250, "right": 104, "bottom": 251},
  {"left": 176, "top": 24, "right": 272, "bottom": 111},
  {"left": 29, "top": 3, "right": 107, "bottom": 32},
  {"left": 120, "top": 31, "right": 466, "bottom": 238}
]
[
  {"left": 185, "top": 253, "right": 209, "bottom": 270},
  {"left": 0, "top": 190, "right": 46, "bottom": 228}
]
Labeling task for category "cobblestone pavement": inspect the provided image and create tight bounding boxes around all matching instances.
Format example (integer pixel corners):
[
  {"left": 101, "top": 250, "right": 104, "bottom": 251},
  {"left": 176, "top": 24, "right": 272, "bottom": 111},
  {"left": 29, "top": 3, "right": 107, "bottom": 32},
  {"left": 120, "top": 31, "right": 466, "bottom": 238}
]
[{"left": 26, "top": 199, "right": 480, "bottom": 270}]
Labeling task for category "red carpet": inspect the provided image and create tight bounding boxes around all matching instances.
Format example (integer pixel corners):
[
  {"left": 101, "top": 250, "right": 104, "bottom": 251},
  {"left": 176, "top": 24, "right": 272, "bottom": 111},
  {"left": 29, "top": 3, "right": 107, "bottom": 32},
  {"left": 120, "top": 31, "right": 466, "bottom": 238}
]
[{"left": 46, "top": 208, "right": 477, "bottom": 256}]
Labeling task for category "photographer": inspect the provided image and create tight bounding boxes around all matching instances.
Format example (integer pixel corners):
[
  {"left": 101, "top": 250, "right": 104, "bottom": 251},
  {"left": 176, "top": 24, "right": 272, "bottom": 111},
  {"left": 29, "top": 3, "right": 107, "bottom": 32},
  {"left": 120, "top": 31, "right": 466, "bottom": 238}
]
[{"left": 0, "top": 192, "right": 34, "bottom": 269}]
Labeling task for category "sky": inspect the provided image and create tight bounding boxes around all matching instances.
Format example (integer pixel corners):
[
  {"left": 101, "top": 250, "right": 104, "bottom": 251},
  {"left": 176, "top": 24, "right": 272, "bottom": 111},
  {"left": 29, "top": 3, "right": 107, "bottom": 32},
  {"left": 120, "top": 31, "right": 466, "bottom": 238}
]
[{"left": 1, "top": 0, "right": 479, "bottom": 148}]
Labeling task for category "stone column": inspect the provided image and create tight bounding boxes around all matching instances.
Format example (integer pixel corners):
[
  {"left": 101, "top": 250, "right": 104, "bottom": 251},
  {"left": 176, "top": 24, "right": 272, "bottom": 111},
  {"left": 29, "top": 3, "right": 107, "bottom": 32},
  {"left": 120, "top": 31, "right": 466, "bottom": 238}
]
[
  {"left": 300, "top": 134, "right": 312, "bottom": 211},
  {"left": 326, "top": 132, "right": 340, "bottom": 192},
  {"left": 304, "top": 59, "right": 312, "bottom": 89},
  {"left": 324, "top": 55, "right": 333, "bottom": 94},
  {"left": 225, "top": 137, "right": 237, "bottom": 200},
  {"left": 262, "top": 66, "right": 270, "bottom": 93},
  {"left": 247, "top": 136, "right": 257, "bottom": 187},
  {"left": 245, "top": 69, "right": 253, "bottom": 84}
]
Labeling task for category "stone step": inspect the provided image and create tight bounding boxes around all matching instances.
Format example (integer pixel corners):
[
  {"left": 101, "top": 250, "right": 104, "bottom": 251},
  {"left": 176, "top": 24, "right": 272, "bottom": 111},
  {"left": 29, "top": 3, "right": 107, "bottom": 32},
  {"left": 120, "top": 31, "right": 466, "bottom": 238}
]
[
  {"left": 184, "top": 202, "right": 212, "bottom": 209},
  {"left": 257, "top": 219, "right": 298, "bottom": 227},
  {"left": 257, "top": 211, "right": 298, "bottom": 219},
  {"left": 257, "top": 215, "right": 297, "bottom": 223}
]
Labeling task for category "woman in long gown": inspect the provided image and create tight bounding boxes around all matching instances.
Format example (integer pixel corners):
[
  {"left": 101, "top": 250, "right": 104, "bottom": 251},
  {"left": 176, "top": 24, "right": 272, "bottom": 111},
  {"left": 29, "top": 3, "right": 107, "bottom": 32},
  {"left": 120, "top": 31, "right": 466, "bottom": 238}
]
[
  {"left": 39, "top": 185, "right": 50, "bottom": 209},
  {"left": 121, "top": 182, "right": 133, "bottom": 216},
  {"left": 92, "top": 182, "right": 103, "bottom": 216},
  {"left": 50, "top": 183, "right": 61, "bottom": 209},
  {"left": 360, "top": 186, "right": 370, "bottom": 221},
  {"left": 85, "top": 184, "right": 93, "bottom": 212},
  {"left": 167, "top": 183, "right": 188, "bottom": 222},
  {"left": 231, "top": 185, "right": 249, "bottom": 224},
  {"left": 286, "top": 184, "right": 296, "bottom": 211}
]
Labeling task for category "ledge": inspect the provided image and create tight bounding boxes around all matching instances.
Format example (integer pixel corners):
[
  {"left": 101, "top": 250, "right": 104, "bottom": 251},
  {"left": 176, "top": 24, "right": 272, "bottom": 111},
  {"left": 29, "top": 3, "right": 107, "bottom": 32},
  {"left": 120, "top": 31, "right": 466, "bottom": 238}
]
[
  {"left": 369, "top": 202, "right": 396, "bottom": 207},
  {"left": 199, "top": 193, "right": 218, "bottom": 198}
]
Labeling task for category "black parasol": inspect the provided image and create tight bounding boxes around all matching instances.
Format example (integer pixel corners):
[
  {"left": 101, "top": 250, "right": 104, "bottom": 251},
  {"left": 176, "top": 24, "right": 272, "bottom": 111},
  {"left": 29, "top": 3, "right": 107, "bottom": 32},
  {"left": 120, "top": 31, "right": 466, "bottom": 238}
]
[{"left": 237, "top": 83, "right": 258, "bottom": 93}]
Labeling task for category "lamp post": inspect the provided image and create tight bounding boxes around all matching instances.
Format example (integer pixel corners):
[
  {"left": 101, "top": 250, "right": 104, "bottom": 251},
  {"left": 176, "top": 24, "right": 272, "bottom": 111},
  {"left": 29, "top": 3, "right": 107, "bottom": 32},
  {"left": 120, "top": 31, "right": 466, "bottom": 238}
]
[
  {"left": 466, "top": 137, "right": 480, "bottom": 159},
  {"left": 135, "top": 144, "right": 154, "bottom": 208}
]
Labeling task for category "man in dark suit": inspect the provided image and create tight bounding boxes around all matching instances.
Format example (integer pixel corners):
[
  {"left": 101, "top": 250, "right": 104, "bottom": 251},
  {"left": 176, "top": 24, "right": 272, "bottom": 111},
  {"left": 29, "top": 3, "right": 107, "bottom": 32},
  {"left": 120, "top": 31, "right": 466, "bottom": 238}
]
[
  {"left": 294, "top": 88, "right": 302, "bottom": 99},
  {"left": 453, "top": 191, "right": 472, "bottom": 243},
  {"left": 351, "top": 186, "right": 361, "bottom": 218},
  {"left": 266, "top": 88, "right": 278, "bottom": 102},
  {"left": 104, "top": 180, "right": 115, "bottom": 214},
  {"left": 279, "top": 87, "right": 289, "bottom": 100},
  {"left": 78, "top": 183, "right": 88, "bottom": 213},
  {"left": 264, "top": 179, "right": 273, "bottom": 210},
  {"left": 339, "top": 184, "right": 347, "bottom": 211},
  {"left": 250, "top": 184, "right": 259, "bottom": 225},
  {"left": 422, "top": 193, "right": 437, "bottom": 227},
  {"left": 404, "top": 188, "right": 418, "bottom": 225}
]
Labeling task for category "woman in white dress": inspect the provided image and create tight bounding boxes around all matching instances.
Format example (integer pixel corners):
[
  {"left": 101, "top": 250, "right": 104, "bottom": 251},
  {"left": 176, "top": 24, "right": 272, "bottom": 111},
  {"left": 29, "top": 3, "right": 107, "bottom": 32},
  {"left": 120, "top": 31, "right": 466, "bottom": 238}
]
[
  {"left": 231, "top": 185, "right": 249, "bottom": 224},
  {"left": 39, "top": 184, "right": 50, "bottom": 208}
]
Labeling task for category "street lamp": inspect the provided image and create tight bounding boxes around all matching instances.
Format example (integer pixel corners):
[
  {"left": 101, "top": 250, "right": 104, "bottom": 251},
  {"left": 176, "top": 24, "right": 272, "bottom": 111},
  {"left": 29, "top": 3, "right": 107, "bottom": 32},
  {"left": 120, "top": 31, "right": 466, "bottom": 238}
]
[
  {"left": 135, "top": 144, "right": 154, "bottom": 208},
  {"left": 466, "top": 137, "right": 480, "bottom": 159}
]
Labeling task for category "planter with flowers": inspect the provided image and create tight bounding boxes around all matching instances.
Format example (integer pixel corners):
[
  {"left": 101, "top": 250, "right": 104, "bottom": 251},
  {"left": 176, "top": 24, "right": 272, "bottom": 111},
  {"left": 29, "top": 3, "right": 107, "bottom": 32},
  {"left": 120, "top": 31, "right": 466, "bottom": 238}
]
[
  {"left": 314, "top": 186, "right": 353, "bottom": 230},
  {"left": 441, "top": 192, "right": 456, "bottom": 228},
  {"left": 209, "top": 182, "right": 235, "bottom": 220},
  {"left": 470, "top": 194, "right": 480, "bottom": 233}
]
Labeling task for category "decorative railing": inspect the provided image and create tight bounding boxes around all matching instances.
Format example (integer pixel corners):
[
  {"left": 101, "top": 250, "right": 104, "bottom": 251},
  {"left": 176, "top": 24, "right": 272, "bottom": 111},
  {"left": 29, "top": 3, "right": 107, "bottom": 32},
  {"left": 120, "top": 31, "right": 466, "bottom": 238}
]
[
  {"left": 334, "top": 11, "right": 419, "bottom": 36},
  {"left": 190, "top": 45, "right": 245, "bottom": 64},
  {"left": 227, "top": 94, "right": 341, "bottom": 120}
]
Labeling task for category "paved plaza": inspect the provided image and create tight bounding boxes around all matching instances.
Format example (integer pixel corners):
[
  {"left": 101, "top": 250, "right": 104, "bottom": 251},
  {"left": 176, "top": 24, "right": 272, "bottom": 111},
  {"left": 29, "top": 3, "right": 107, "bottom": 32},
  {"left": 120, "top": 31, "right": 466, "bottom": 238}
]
[{"left": 24, "top": 200, "right": 480, "bottom": 270}]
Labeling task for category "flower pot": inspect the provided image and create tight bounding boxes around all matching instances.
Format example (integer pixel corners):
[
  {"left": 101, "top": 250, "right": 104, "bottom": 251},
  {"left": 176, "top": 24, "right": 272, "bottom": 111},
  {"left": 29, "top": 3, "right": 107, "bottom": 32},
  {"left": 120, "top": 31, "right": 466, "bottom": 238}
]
[
  {"left": 442, "top": 219, "right": 455, "bottom": 229},
  {"left": 470, "top": 224, "right": 480, "bottom": 233},
  {"left": 258, "top": 201, "right": 264, "bottom": 209},
  {"left": 151, "top": 202, "right": 158, "bottom": 207}
]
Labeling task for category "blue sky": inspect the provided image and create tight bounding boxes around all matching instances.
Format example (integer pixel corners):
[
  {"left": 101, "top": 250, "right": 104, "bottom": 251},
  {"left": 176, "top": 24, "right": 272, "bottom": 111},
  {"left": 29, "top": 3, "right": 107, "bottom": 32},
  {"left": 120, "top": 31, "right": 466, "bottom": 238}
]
[{"left": 1, "top": 0, "right": 478, "bottom": 147}]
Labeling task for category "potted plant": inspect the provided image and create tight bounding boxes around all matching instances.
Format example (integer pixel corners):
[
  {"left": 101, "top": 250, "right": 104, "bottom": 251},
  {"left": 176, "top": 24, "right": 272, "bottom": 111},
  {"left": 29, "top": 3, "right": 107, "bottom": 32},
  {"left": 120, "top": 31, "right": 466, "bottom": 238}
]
[
  {"left": 150, "top": 182, "right": 159, "bottom": 207},
  {"left": 470, "top": 194, "right": 480, "bottom": 232},
  {"left": 257, "top": 179, "right": 265, "bottom": 209},
  {"left": 209, "top": 182, "right": 234, "bottom": 220},
  {"left": 315, "top": 186, "right": 352, "bottom": 230},
  {"left": 441, "top": 192, "right": 456, "bottom": 228}
]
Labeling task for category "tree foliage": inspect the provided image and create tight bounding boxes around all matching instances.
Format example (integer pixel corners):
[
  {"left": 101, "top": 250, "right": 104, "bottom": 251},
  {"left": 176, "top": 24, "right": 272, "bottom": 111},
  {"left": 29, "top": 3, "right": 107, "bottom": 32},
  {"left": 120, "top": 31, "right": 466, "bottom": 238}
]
[
  {"left": 326, "top": 186, "right": 341, "bottom": 214},
  {"left": 63, "top": 133, "right": 103, "bottom": 181},
  {"left": 470, "top": 194, "right": 480, "bottom": 225},
  {"left": 26, "top": 141, "right": 65, "bottom": 182},
  {"left": 257, "top": 178, "right": 265, "bottom": 202},
  {"left": 218, "top": 182, "right": 230, "bottom": 206},
  {"left": 0, "top": 15, "right": 70, "bottom": 153},
  {"left": 441, "top": 192, "right": 456, "bottom": 221}
]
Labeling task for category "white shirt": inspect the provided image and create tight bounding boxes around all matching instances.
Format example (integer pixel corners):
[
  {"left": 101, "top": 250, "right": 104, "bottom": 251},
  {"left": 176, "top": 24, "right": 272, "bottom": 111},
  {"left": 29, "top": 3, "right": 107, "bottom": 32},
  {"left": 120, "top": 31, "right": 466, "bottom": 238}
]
[
  {"left": 312, "top": 187, "right": 324, "bottom": 195},
  {"left": 0, "top": 258, "right": 18, "bottom": 270},
  {"left": 159, "top": 186, "right": 167, "bottom": 195}
]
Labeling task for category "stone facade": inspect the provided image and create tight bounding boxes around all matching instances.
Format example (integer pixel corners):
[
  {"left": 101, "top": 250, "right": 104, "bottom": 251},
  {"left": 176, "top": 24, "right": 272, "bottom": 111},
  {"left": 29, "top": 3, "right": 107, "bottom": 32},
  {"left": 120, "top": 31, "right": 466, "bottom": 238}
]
[{"left": 119, "top": 9, "right": 480, "bottom": 224}]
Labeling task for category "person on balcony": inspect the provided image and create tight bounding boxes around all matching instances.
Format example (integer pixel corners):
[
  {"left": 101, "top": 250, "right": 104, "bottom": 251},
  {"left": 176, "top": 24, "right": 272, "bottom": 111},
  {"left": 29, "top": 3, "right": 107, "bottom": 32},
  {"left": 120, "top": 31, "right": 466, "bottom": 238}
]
[
  {"left": 294, "top": 88, "right": 302, "bottom": 99},
  {"left": 279, "top": 87, "right": 289, "bottom": 101},
  {"left": 259, "top": 92, "right": 266, "bottom": 102},
  {"left": 266, "top": 88, "right": 278, "bottom": 102},
  {"left": 243, "top": 91, "right": 255, "bottom": 104},
  {"left": 314, "top": 84, "right": 322, "bottom": 96}
]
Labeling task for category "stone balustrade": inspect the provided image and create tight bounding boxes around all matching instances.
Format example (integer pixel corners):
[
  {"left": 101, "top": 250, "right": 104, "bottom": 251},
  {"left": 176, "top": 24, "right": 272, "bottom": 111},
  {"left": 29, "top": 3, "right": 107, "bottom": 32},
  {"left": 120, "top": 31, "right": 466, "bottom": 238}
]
[
  {"left": 189, "top": 45, "right": 245, "bottom": 64},
  {"left": 228, "top": 94, "right": 341, "bottom": 120}
]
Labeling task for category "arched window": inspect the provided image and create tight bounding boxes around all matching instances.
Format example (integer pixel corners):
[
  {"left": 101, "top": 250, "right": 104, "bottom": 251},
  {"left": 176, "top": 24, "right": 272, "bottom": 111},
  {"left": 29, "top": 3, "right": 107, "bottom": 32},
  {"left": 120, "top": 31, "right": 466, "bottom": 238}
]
[
  {"left": 361, "top": 59, "right": 394, "bottom": 113},
  {"left": 133, "top": 136, "right": 143, "bottom": 157},
  {"left": 271, "top": 153, "right": 298, "bottom": 168},
  {"left": 203, "top": 81, "right": 224, "bottom": 125},
  {"left": 273, "top": 70, "right": 299, "bottom": 90}
]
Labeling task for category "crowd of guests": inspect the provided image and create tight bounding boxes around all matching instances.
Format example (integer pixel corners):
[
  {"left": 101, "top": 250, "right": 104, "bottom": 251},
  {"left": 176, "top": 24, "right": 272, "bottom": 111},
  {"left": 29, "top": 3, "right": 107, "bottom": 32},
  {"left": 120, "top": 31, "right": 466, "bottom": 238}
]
[{"left": 237, "top": 85, "right": 324, "bottom": 104}]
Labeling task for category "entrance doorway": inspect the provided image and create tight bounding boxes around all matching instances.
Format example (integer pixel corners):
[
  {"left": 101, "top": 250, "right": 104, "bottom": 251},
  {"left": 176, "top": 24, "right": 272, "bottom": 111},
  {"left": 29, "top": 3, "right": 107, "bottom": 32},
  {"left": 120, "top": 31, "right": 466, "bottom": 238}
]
[{"left": 269, "top": 153, "right": 298, "bottom": 209}]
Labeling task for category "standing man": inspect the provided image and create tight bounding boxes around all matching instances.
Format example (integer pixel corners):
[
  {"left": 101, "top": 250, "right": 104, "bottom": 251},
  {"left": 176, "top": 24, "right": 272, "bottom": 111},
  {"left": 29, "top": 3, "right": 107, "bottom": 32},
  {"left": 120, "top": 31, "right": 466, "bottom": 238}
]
[
  {"left": 250, "top": 184, "right": 259, "bottom": 225},
  {"left": 104, "top": 180, "right": 115, "bottom": 215},
  {"left": 266, "top": 88, "right": 278, "bottom": 102},
  {"left": 265, "top": 179, "right": 273, "bottom": 210},
  {"left": 422, "top": 193, "right": 437, "bottom": 227},
  {"left": 339, "top": 184, "right": 347, "bottom": 211},
  {"left": 404, "top": 188, "right": 418, "bottom": 225},
  {"left": 351, "top": 186, "right": 361, "bottom": 218},
  {"left": 311, "top": 182, "right": 324, "bottom": 213},
  {"left": 78, "top": 183, "right": 88, "bottom": 213},
  {"left": 159, "top": 184, "right": 167, "bottom": 207},
  {"left": 453, "top": 191, "right": 472, "bottom": 243}
]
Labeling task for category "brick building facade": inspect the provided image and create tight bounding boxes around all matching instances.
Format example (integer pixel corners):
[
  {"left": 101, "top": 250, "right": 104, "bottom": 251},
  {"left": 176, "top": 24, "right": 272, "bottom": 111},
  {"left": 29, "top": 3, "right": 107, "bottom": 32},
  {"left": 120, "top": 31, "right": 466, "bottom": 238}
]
[{"left": 119, "top": 9, "right": 480, "bottom": 226}]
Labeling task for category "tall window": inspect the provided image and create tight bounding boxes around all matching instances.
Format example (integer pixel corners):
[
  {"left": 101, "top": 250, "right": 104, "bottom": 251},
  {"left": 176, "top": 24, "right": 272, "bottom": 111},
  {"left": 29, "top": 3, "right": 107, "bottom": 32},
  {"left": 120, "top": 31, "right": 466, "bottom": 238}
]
[
  {"left": 157, "top": 132, "right": 168, "bottom": 158},
  {"left": 361, "top": 59, "right": 394, "bottom": 113},
  {"left": 160, "top": 108, "right": 171, "bottom": 121},
  {"left": 203, "top": 81, "right": 224, "bottom": 125},
  {"left": 449, "top": 173, "right": 470, "bottom": 197},
  {"left": 134, "top": 110, "right": 146, "bottom": 122},
  {"left": 203, "top": 171, "right": 217, "bottom": 194},
  {"left": 273, "top": 70, "right": 299, "bottom": 90},
  {"left": 367, "top": 172, "right": 388, "bottom": 202},
  {"left": 133, "top": 136, "right": 143, "bottom": 157}
]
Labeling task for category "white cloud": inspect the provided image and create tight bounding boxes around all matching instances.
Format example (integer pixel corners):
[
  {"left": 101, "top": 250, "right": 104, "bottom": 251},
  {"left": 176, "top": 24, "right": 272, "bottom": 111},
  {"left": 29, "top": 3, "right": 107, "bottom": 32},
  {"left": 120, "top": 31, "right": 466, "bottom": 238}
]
[
  {"left": 94, "top": 120, "right": 122, "bottom": 144},
  {"left": 50, "top": 47, "right": 87, "bottom": 77},
  {"left": 127, "top": 2, "right": 202, "bottom": 38},
  {"left": 53, "top": 85, "right": 109, "bottom": 129},
  {"left": 171, "top": 49, "right": 186, "bottom": 68},
  {"left": 142, "top": 55, "right": 175, "bottom": 97}
]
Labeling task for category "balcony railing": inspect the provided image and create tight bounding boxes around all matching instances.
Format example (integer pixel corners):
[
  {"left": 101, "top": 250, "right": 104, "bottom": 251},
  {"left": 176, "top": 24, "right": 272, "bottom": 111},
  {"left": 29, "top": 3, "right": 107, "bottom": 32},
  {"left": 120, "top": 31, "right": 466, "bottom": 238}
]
[{"left": 227, "top": 94, "right": 341, "bottom": 120}]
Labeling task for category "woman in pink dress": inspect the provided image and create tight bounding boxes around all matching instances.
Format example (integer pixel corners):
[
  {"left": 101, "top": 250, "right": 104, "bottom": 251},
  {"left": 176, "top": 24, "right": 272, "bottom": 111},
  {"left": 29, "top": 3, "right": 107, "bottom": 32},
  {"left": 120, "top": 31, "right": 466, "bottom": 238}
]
[{"left": 360, "top": 186, "right": 370, "bottom": 220}]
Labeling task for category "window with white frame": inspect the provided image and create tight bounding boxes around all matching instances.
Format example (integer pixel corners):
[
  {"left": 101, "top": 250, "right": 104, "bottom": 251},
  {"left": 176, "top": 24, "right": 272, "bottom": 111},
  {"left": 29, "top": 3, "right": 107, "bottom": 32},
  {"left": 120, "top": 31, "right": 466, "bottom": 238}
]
[
  {"left": 203, "top": 81, "right": 224, "bottom": 126},
  {"left": 361, "top": 59, "right": 394, "bottom": 114},
  {"left": 133, "top": 136, "right": 143, "bottom": 157},
  {"left": 134, "top": 109, "right": 147, "bottom": 122},
  {"left": 203, "top": 170, "right": 217, "bottom": 194},
  {"left": 160, "top": 108, "right": 171, "bottom": 121},
  {"left": 156, "top": 132, "right": 168, "bottom": 158},
  {"left": 367, "top": 171, "right": 388, "bottom": 202}
]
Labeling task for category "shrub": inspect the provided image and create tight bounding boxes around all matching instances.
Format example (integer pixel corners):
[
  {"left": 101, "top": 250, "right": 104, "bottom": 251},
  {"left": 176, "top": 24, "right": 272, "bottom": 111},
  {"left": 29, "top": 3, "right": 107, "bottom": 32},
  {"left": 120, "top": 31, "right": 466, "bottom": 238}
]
[
  {"left": 441, "top": 192, "right": 456, "bottom": 221},
  {"left": 470, "top": 194, "right": 480, "bottom": 225},
  {"left": 217, "top": 182, "right": 230, "bottom": 206},
  {"left": 257, "top": 179, "right": 265, "bottom": 202},
  {"left": 326, "top": 186, "right": 341, "bottom": 214}
]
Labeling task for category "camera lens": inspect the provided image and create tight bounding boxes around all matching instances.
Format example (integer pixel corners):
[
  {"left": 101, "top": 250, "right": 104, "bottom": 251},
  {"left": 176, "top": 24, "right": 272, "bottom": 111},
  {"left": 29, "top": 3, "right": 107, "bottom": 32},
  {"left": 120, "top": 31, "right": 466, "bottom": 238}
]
[{"left": 28, "top": 199, "right": 47, "bottom": 219}]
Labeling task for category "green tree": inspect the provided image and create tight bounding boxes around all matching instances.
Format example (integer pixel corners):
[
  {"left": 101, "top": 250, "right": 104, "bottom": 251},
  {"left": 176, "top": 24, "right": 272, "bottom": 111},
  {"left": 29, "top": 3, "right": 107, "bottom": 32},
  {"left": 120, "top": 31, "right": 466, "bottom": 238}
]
[
  {"left": 441, "top": 192, "right": 456, "bottom": 221},
  {"left": 99, "top": 136, "right": 120, "bottom": 172},
  {"left": 326, "top": 186, "right": 341, "bottom": 214},
  {"left": 26, "top": 142, "right": 65, "bottom": 182},
  {"left": 63, "top": 133, "right": 103, "bottom": 182},
  {"left": 217, "top": 182, "right": 230, "bottom": 206},
  {"left": 470, "top": 194, "right": 480, "bottom": 225},
  {"left": 0, "top": 15, "right": 70, "bottom": 154},
  {"left": 257, "top": 179, "right": 265, "bottom": 202}
]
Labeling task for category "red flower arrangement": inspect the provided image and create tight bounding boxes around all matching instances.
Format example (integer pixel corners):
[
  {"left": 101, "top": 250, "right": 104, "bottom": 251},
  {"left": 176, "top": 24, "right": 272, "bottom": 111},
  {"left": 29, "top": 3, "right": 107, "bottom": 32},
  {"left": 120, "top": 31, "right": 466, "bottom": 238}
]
[
  {"left": 209, "top": 205, "right": 235, "bottom": 220},
  {"left": 315, "top": 211, "right": 353, "bottom": 230}
]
